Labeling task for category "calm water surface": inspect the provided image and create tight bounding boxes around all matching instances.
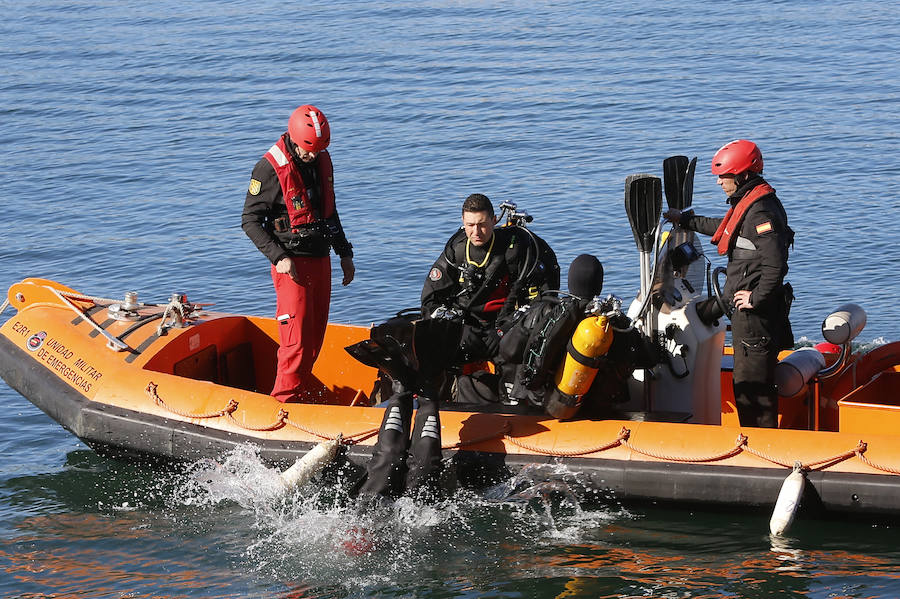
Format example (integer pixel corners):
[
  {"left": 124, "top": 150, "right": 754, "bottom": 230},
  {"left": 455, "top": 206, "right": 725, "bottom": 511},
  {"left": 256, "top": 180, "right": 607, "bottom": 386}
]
[{"left": 2, "top": 1, "right": 899, "bottom": 597}]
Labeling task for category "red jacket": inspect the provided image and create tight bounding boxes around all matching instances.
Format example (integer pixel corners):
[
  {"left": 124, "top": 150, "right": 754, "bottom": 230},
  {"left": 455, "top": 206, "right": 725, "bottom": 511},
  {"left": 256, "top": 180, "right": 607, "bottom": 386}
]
[{"left": 263, "top": 136, "right": 336, "bottom": 229}]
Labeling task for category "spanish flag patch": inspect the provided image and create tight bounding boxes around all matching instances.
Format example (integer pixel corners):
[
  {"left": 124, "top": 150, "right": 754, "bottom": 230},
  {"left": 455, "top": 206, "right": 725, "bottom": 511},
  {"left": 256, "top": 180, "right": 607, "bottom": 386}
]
[{"left": 756, "top": 221, "right": 773, "bottom": 235}]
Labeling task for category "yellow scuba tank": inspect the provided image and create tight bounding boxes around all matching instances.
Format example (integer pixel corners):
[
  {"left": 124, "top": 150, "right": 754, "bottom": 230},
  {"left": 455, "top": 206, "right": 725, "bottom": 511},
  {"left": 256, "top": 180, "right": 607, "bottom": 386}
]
[{"left": 544, "top": 314, "right": 614, "bottom": 419}]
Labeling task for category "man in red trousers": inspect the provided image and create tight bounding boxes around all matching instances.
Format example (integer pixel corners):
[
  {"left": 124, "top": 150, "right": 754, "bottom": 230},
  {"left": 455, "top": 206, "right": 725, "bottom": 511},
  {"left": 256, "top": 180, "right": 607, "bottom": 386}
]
[{"left": 242, "top": 105, "right": 355, "bottom": 402}]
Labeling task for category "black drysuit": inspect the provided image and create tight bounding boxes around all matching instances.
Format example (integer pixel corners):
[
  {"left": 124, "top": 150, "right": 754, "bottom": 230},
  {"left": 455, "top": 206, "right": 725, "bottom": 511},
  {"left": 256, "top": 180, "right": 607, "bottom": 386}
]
[{"left": 683, "top": 176, "right": 793, "bottom": 428}]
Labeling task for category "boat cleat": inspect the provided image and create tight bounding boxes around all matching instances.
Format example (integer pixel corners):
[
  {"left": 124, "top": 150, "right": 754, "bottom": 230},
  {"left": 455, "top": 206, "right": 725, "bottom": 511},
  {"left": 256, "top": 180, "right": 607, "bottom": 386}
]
[{"left": 107, "top": 291, "right": 143, "bottom": 322}]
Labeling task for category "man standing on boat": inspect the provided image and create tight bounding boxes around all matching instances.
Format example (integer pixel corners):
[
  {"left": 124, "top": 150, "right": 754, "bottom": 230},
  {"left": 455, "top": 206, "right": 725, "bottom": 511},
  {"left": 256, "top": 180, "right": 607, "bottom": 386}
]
[
  {"left": 665, "top": 140, "right": 794, "bottom": 428},
  {"left": 242, "top": 105, "right": 355, "bottom": 402}
]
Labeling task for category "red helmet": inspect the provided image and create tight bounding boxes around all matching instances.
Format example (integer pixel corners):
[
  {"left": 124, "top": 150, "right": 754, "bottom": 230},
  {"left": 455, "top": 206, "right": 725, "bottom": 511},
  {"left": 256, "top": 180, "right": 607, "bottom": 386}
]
[
  {"left": 711, "top": 139, "right": 763, "bottom": 175},
  {"left": 288, "top": 105, "right": 330, "bottom": 153}
]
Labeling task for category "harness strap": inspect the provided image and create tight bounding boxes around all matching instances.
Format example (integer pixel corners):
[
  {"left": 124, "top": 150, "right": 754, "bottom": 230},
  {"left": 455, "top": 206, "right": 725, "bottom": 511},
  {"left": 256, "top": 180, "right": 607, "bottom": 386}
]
[
  {"left": 711, "top": 183, "right": 775, "bottom": 255},
  {"left": 566, "top": 338, "right": 605, "bottom": 369}
]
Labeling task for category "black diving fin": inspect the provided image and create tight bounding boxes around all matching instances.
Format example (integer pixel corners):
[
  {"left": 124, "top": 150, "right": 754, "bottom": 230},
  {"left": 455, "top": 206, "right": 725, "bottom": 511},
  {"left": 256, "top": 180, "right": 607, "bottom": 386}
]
[{"left": 345, "top": 337, "right": 416, "bottom": 387}]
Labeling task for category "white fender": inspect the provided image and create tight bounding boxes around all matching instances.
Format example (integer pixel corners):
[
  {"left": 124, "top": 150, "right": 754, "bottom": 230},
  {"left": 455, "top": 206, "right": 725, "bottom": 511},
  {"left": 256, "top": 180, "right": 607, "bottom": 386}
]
[
  {"left": 822, "top": 303, "right": 866, "bottom": 346},
  {"left": 279, "top": 436, "right": 341, "bottom": 490},
  {"left": 775, "top": 348, "right": 826, "bottom": 397},
  {"left": 769, "top": 464, "right": 805, "bottom": 536}
]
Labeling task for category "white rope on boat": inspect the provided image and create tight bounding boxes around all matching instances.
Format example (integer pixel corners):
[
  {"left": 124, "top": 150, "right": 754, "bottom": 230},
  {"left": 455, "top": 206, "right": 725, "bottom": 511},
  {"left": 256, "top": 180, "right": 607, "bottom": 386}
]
[
  {"left": 47, "top": 287, "right": 130, "bottom": 352},
  {"left": 55, "top": 290, "right": 126, "bottom": 305},
  {"left": 0, "top": 299, "right": 9, "bottom": 315},
  {"left": 156, "top": 295, "right": 194, "bottom": 335}
]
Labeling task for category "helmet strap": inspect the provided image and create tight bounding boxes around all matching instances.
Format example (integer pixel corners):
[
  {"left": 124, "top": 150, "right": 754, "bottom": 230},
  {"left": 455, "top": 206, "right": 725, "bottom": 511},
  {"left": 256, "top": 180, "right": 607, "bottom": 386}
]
[{"left": 282, "top": 133, "right": 298, "bottom": 157}]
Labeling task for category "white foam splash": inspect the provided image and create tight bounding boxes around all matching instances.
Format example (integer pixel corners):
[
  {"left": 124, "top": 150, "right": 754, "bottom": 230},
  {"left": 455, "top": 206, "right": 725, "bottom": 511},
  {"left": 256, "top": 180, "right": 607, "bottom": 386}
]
[
  {"left": 168, "top": 445, "right": 630, "bottom": 592},
  {"left": 176, "top": 444, "right": 288, "bottom": 508}
]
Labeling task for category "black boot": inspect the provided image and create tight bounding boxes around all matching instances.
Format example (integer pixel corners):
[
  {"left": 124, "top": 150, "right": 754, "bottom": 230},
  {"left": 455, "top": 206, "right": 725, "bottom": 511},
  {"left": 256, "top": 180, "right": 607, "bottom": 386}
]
[
  {"left": 405, "top": 395, "right": 444, "bottom": 498},
  {"left": 358, "top": 386, "right": 414, "bottom": 498}
]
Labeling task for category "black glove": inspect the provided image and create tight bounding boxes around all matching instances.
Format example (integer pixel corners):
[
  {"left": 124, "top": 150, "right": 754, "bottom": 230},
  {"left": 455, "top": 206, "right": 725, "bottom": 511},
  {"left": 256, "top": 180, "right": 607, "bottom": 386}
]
[{"left": 458, "top": 325, "right": 498, "bottom": 362}]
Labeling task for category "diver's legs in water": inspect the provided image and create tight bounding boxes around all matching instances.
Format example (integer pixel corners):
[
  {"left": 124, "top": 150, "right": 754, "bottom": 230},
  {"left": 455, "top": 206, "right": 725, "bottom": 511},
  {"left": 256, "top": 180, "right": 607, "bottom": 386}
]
[
  {"left": 405, "top": 395, "right": 443, "bottom": 495},
  {"left": 358, "top": 387, "right": 413, "bottom": 498}
]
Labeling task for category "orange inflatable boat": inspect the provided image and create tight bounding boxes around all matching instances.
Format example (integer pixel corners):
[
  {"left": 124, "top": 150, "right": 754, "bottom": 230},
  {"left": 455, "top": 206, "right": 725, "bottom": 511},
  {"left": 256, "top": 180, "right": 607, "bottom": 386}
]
[{"left": 2, "top": 275, "right": 899, "bottom": 525}]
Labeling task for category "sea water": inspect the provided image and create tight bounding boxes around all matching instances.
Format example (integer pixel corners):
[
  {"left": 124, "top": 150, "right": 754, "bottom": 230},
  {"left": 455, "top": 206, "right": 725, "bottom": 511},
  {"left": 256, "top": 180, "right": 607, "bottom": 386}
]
[{"left": 2, "top": 1, "right": 899, "bottom": 596}]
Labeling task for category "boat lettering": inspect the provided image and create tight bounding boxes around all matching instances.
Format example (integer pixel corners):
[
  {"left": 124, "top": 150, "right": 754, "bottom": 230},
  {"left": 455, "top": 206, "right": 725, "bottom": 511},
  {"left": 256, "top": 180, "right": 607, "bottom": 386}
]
[
  {"left": 74, "top": 357, "right": 103, "bottom": 381},
  {"left": 45, "top": 338, "right": 75, "bottom": 360},
  {"left": 11, "top": 321, "right": 29, "bottom": 337},
  {"left": 35, "top": 347, "right": 93, "bottom": 393}
]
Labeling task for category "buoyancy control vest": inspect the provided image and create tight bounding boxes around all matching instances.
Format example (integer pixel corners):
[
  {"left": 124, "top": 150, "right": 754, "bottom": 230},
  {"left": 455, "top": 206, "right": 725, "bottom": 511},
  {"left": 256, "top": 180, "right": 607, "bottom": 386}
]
[
  {"left": 498, "top": 296, "right": 584, "bottom": 389},
  {"left": 495, "top": 295, "right": 586, "bottom": 408},
  {"left": 495, "top": 294, "right": 653, "bottom": 418},
  {"left": 429, "top": 226, "right": 559, "bottom": 324}
]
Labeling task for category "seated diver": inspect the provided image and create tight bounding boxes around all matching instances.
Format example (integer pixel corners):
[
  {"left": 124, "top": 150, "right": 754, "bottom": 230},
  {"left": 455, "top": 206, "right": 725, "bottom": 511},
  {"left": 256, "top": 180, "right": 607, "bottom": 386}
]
[{"left": 421, "top": 193, "right": 560, "bottom": 377}]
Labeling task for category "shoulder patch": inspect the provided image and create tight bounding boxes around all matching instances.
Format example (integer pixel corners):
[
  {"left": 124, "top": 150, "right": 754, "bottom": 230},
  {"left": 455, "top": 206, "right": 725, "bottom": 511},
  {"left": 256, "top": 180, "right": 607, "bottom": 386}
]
[
  {"left": 248, "top": 179, "right": 262, "bottom": 195},
  {"left": 755, "top": 221, "right": 773, "bottom": 235},
  {"left": 428, "top": 267, "right": 443, "bottom": 282}
]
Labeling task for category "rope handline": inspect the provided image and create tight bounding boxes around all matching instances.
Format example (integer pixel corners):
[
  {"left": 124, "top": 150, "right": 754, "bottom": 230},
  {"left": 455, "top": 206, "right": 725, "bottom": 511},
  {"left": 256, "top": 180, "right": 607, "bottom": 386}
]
[
  {"left": 344, "top": 428, "right": 380, "bottom": 444},
  {"left": 855, "top": 448, "right": 900, "bottom": 475},
  {"left": 147, "top": 382, "right": 375, "bottom": 443},
  {"left": 802, "top": 442, "right": 863, "bottom": 471},
  {"left": 227, "top": 408, "right": 288, "bottom": 432},
  {"left": 622, "top": 430, "right": 745, "bottom": 463},
  {"left": 283, "top": 416, "right": 377, "bottom": 443},
  {"left": 737, "top": 436, "right": 900, "bottom": 475},
  {"left": 144, "top": 383, "right": 900, "bottom": 475},
  {"left": 503, "top": 426, "right": 629, "bottom": 457},
  {"left": 146, "top": 382, "right": 237, "bottom": 419},
  {"left": 734, "top": 434, "right": 793, "bottom": 469}
]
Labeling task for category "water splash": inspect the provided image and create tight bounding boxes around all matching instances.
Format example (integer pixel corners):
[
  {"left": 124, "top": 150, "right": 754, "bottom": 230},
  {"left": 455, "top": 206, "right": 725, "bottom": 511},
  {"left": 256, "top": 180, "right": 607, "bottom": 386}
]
[
  {"left": 481, "top": 462, "right": 628, "bottom": 545},
  {"left": 175, "top": 444, "right": 288, "bottom": 509},
  {"left": 168, "top": 445, "right": 629, "bottom": 593}
]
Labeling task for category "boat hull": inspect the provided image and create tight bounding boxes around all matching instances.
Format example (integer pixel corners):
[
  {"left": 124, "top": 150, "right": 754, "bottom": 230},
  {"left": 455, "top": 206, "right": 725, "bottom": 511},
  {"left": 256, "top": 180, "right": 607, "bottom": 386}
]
[
  {"left": 3, "top": 333, "right": 898, "bottom": 518},
  {"left": 2, "top": 278, "right": 900, "bottom": 521}
]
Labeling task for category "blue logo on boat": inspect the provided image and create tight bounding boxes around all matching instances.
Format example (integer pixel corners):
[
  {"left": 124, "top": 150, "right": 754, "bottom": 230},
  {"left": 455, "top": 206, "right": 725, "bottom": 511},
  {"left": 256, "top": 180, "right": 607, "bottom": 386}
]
[{"left": 26, "top": 331, "right": 46, "bottom": 351}]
